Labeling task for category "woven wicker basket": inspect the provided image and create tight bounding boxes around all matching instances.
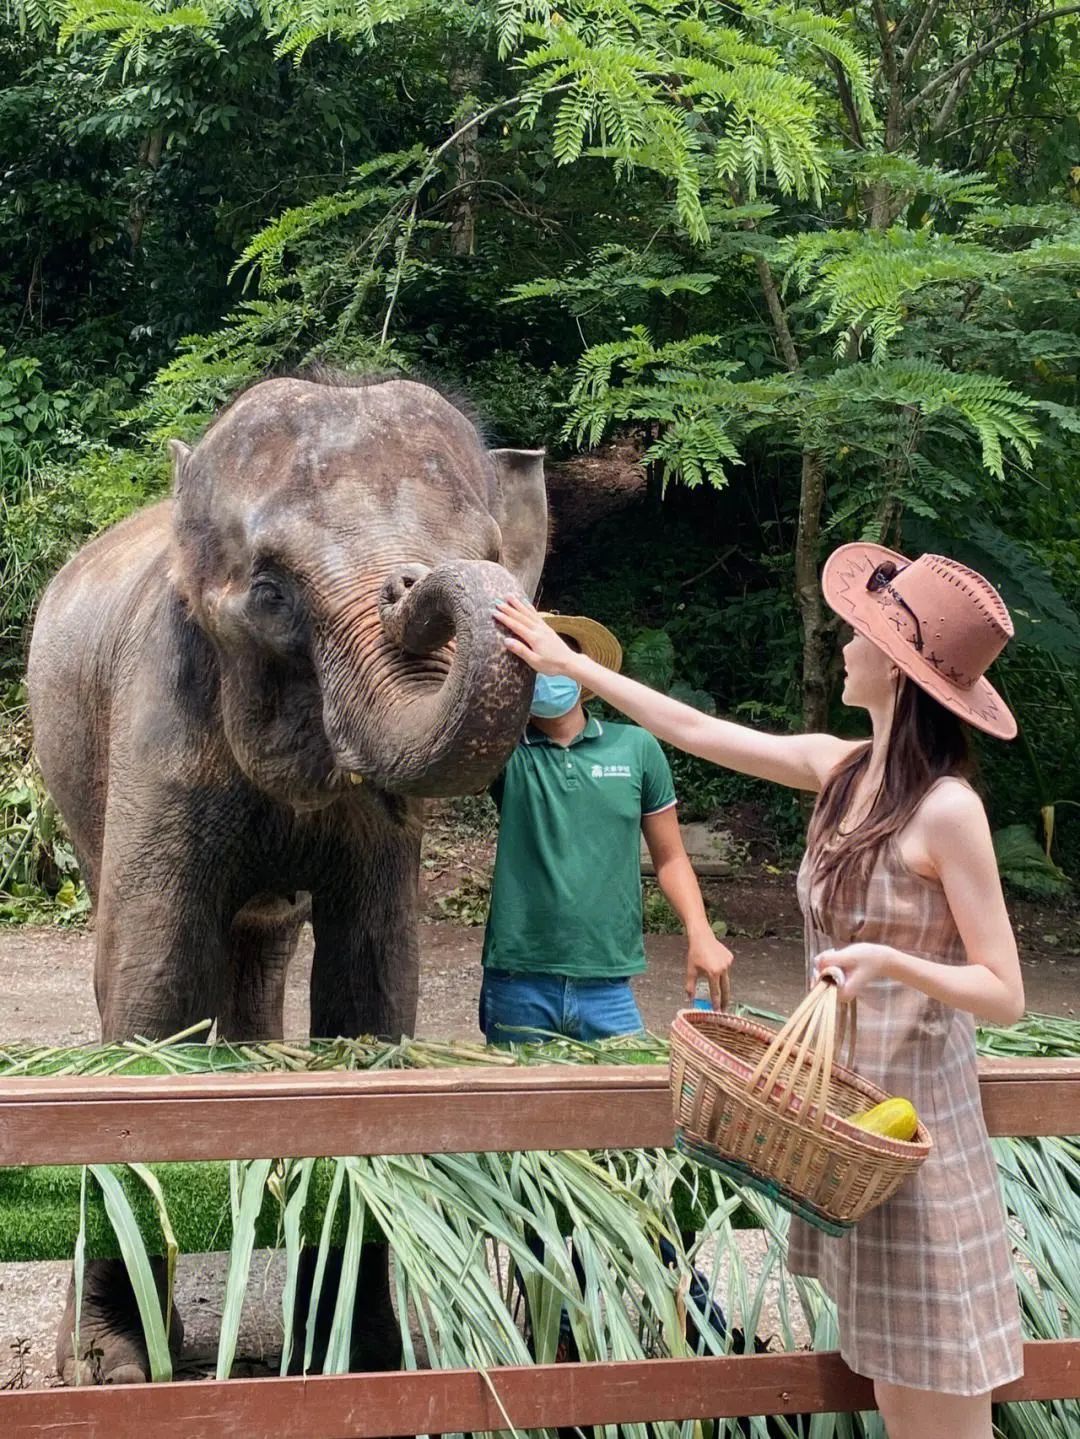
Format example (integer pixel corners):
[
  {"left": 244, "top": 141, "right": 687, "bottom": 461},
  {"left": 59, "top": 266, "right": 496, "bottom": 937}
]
[{"left": 670, "top": 972, "right": 931, "bottom": 1235}]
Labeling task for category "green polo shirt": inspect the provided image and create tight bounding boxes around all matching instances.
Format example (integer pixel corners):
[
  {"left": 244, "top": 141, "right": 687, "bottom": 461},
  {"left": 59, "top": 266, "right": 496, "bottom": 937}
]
[{"left": 481, "top": 714, "right": 677, "bottom": 979}]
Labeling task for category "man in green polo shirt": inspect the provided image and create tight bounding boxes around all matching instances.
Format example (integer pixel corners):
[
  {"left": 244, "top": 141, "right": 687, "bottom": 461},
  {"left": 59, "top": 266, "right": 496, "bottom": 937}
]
[{"left": 480, "top": 613, "right": 732, "bottom": 1044}]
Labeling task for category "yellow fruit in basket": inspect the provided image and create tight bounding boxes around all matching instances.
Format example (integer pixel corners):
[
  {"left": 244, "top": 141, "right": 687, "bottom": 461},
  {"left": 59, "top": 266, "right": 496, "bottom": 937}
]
[{"left": 849, "top": 1098, "right": 919, "bottom": 1141}]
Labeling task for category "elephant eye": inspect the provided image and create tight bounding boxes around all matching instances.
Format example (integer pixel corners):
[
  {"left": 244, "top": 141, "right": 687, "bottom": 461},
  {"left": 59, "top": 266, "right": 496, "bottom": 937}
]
[{"left": 250, "top": 574, "right": 289, "bottom": 613}]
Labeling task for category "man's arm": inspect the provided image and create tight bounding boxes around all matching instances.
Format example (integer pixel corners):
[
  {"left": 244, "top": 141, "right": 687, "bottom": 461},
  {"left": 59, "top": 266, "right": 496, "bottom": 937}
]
[{"left": 641, "top": 806, "right": 733, "bottom": 1009}]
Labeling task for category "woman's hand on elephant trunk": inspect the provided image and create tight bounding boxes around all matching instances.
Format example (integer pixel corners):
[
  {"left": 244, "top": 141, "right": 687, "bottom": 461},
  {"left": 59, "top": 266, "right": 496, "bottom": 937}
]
[{"left": 495, "top": 596, "right": 584, "bottom": 678}]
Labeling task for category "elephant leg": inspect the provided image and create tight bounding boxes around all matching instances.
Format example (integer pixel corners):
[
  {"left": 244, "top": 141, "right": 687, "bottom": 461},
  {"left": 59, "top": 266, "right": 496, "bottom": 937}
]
[
  {"left": 218, "top": 894, "right": 308, "bottom": 1041},
  {"left": 57, "top": 1256, "right": 183, "bottom": 1385},
  {"left": 308, "top": 827, "right": 420, "bottom": 1042},
  {"left": 296, "top": 829, "right": 417, "bottom": 1377},
  {"left": 91, "top": 843, "right": 229, "bottom": 1041},
  {"left": 286, "top": 1243, "right": 401, "bottom": 1375},
  {"left": 64, "top": 845, "right": 228, "bottom": 1384}
]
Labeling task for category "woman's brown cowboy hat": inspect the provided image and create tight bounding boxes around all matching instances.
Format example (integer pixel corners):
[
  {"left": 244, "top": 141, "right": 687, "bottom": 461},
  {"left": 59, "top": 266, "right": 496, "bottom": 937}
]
[
  {"left": 821, "top": 544, "right": 1017, "bottom": 740},
  {"left": 540, "top": 612, "right": 622, "bottom": 702}
]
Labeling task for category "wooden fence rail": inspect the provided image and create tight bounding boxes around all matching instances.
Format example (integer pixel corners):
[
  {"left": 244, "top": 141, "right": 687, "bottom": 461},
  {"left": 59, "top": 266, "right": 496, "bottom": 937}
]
[
  {"left": 2, "top": 1056, "right": 1079, "bottom": 1437},
  {"left": 1, "top": 1057, "right": 1077, "bottom": 1166},
  {"left": 4, "top": 1343, "right": 1080, "bottom": 1439}
]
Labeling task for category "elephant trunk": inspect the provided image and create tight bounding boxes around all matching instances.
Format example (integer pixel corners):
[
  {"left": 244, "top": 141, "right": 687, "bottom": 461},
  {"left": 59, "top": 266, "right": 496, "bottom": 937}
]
[{"left": 321, "top": 561, "right": 533, "bottom": 796}]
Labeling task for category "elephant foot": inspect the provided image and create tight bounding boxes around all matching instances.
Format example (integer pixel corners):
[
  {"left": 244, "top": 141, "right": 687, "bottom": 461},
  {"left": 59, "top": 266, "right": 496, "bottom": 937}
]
[
  {"left": 60, "top": 1356, "right": 152, "bottom": 1387},
  {"left": 57, "top": 1257, "right": 184, "bottom": 1385},
  {"left": 288, "top": 1243, "right": 402, "bottom": 1375}
]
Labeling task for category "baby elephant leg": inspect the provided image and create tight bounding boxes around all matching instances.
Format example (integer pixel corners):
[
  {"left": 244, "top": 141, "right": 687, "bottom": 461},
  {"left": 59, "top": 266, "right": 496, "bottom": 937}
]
[
  {"left": 218, "top": 894, "right": 309, "bottom": 1041},
  {"left": 57, "top": 1256, "right": 183, "bottom": 1385},
  {"left": 287, "top": 1243, "right": 402, "bottom": 1375}
]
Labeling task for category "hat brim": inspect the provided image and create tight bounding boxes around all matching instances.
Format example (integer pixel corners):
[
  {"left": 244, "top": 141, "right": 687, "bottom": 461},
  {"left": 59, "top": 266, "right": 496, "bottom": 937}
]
[
  {"left": 821, "top": 543, "right": 1017, "bottom": 741},
  {"left": 541, "top": 613, "right": 622, "bottom": 703}
]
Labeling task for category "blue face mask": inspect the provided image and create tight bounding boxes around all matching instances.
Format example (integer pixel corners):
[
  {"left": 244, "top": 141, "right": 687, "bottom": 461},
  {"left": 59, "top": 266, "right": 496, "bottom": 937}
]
[{"left": 530, "top": 673, "right": 582, "bottom": 719}]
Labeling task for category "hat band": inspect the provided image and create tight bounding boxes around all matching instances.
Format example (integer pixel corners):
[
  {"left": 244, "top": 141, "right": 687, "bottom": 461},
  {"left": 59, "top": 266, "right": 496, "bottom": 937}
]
[
  {"left": 821, "top": 543, "right": 1017, "bottom": 740},
  {"left": 870, "top": 590, "right": 925, "bottom": 658},
  {"left": 872, "top": 592, "right": 984, "bottom": 689},
  {"left": 867, "top": 563, "right": 996, "bottom": 690}
]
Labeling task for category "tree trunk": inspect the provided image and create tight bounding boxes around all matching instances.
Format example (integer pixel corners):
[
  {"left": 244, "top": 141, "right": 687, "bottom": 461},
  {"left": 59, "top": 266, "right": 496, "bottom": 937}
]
[
  {"left": 448, "top": 59, "right": 482, "bottom": 256},
  {"left": 794, "top": 449, "right": 831, "bottom": 732},
  {"left": 128, "top": 128, "right": 164, "bottom": 253},
  {"left": 750, "top": 254, "right": 832, "bottom": 730}
]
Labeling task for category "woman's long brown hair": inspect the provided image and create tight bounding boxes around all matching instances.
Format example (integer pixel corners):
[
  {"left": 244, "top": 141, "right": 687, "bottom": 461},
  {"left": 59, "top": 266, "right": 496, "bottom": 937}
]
[{"left": 805, "top": 676, "right": 972, "bottom": 913}]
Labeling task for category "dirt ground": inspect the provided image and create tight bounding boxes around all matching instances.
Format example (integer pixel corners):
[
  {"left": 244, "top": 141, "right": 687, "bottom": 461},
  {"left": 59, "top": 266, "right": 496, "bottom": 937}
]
[{"left": 4, "top": 871, "right": 1079, "bottom": 1049}]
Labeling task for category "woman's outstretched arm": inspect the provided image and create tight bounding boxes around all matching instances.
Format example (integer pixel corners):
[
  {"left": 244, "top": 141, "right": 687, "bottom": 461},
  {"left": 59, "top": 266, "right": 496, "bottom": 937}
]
[{"left": 496, "top": 596, "right": 857, "bottom": 792}]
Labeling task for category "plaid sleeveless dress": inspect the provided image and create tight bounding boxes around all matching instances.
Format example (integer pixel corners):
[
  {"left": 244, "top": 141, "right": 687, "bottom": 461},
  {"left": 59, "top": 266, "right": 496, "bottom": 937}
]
[{"left": 787, "top": 790, "right": 1024, "bottom": 1395}]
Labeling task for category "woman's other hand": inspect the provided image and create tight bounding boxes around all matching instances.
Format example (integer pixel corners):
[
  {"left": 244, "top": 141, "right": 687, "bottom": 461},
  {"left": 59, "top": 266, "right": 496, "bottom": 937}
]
[{"left": 813, "top": 943, "right": 897, "bottom": 1001}]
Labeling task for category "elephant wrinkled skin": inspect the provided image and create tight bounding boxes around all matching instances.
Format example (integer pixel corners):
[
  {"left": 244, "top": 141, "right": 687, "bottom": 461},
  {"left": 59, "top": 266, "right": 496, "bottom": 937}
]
[{"left": 27, "top": 372, "right": 548, "bottom": 1384}]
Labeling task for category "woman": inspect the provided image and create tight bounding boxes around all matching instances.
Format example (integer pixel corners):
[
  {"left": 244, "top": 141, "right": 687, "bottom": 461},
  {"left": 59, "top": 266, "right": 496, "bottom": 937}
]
[{"left": 497, "top": 544, "right": 1025, "bottom": 1439}]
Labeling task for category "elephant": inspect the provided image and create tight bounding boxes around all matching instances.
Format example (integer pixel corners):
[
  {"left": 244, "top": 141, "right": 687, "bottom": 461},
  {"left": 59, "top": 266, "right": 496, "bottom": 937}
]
[{"left": 27, "top": 370, "right": 548, "bottom": 1384}]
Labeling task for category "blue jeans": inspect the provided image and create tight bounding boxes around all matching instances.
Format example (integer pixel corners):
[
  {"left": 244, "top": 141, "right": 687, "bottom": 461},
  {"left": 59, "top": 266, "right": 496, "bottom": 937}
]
[{"left": 479, "top": 969, "right": 644, "bottom": 1045}]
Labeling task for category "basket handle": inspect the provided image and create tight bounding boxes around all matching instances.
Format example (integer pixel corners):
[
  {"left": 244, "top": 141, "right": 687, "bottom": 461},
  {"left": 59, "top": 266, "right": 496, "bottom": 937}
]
[
  {"left": 813, "top": 968, "right": 857, "bottom": 1067},
  {"left": 826, "top": 967, "right": 857, "bottom": 1071},
  {"left": 747, "top": 970, "right": 855, "bottom": 1132}
]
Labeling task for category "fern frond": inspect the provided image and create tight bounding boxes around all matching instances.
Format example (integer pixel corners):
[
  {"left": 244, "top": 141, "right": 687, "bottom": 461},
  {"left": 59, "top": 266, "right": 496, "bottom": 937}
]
[
  {"left": 645, "top": 413, "right": 741, "bottom": 489},
  {"left": 835, "top": 152, "right": 997, "bottom": 211},
  {"left": 505, "top": 244, "right": 721, "bottom": 312},
  {"left": 261, "top": 0, "right": 419, "bottom": 60},
  {"left": 560, "top": 326, "right": 792, "bottom": 486},
  {"left": 782, "top": 227, "right": 1080, "bottom": 361},
  {"left": 504, "top": 0, "right": 863, "bottom": 241},
  {"left": 10, "top": 0, "right": 67, "bottom": 37},
  {"left": 1016, "top": 238, "right": 1080, "bottom": 272},
  {"left": 58, "top": 0, "right": 218, "bottom": 75},
  {"left": 963, "top": 204, "right": 1080, "bottom": 236},
  {"left": 741, "top": 1, "right": 874, "bottom": 123},
  {"left": 814, "top": 359, "right": 1040, "bottom": 479},
  {"left": 230, "top": 190, "right": 386, "bottom": 284}
]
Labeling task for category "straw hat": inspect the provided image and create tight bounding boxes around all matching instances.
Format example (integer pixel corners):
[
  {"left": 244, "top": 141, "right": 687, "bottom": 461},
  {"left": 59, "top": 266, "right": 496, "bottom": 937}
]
[
  {"left": 821, "top": 543, "right": 1017, "bottom": 740},
  {"left": 540, "top": 612, "right": 622, "bottom": 702}
]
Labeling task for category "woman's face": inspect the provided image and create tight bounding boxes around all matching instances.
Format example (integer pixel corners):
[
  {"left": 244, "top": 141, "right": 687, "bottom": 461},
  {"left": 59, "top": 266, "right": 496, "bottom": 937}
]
[{"left": 841, "top": 631, "right": 896, "bottom": 711}]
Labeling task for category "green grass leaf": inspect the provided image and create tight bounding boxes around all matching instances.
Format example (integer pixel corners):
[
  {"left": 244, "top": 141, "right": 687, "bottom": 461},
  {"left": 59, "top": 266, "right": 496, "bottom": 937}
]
[
  {"left": 216, "top": 1157, "right": 275, "bottom": 1380},
  {"left": 88, "top": 1163, "right": 172, "bottom": 1382}
]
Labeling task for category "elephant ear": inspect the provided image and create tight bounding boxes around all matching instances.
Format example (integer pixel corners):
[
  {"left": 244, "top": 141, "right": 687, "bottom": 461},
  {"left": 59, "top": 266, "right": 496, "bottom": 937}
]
[
  {"left": 169, "top": 438, "right": 192, "bottom": 485},
  {"left": 167, "top": 436, "right": 216, "bottom": 617},
  {"left": 488, "top": 448, "right": 548, "bottom": 601}
]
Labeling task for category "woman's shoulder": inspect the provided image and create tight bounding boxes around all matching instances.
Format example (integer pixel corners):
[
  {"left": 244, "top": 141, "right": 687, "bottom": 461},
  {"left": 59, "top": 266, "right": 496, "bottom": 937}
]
[
  {"left": 891, "top": 775, "right": 989, "bottom": 884},
  {"left": 915, "top": 774, "right": 988, "bottom": 839}
]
